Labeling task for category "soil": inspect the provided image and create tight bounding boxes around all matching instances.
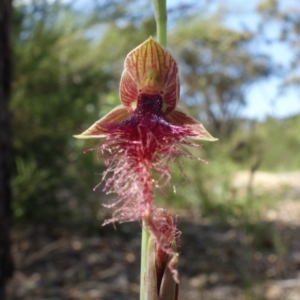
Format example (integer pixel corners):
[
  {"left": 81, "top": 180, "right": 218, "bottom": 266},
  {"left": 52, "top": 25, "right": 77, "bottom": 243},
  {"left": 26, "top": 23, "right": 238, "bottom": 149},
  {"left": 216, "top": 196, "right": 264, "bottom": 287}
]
[{"left": 6, "top": 171, "right": 300, "bottom": 300}]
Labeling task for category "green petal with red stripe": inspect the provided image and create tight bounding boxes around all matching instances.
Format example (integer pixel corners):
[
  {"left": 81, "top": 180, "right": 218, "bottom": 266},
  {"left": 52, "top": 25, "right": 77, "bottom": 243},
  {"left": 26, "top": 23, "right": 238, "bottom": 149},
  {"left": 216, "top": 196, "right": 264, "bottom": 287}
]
[
  {"left": 73, "top": 105, "right": 131, "bottom": 139},
  {"left": 165, "top": 108, "right": 218, "bottom": 141},
  {"left": 120, "top": 37, "right": 179, "bottom": 114}
]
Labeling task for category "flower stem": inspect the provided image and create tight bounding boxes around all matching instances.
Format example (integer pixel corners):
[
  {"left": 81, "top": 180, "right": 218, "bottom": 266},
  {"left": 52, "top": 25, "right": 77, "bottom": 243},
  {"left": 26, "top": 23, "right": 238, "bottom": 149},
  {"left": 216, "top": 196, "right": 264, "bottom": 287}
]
[
  {"left": 140, "top": 1, "right": 167, "bottom": 299},
  {"left": 140, "top": 0, "right": 167, "bottom": 300},
  {"left": 152, "top": 0, "right": 167, "bottom": 47},
  {"left": 140, "top": 221, "right": 150, "bottom": 300}
]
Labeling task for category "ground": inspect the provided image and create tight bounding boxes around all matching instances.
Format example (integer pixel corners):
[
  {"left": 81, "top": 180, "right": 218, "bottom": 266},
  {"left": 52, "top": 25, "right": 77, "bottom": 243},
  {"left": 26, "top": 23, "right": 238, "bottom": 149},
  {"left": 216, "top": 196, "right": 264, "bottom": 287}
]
[{"left": 6, "top": 172, "right": 300, "bottom": 300}]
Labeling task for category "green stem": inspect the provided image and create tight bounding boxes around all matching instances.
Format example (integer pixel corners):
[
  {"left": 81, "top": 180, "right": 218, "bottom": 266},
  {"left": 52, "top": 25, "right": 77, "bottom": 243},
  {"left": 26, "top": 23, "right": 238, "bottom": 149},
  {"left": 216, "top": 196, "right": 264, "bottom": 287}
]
[
  {"left": 140, "top": 1, "right": 167, "bottom": 299},
  {"left": 152, "top": 0, "right": 167, "bottom": 47},
  {"left": 140, "top": 221, "right": 150, "bottom": 300}
]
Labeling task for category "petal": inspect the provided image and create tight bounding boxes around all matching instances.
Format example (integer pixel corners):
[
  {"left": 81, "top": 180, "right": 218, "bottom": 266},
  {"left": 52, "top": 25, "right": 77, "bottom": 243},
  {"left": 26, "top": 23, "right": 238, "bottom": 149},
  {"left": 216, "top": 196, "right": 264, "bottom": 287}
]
[
  {"left": 120, "top": 37, "right": 179, "bottom": 114},
  {"left": 73, "top": 105, "right": 131, "bottom": 139},
  {"left": 119, "top": 70, "right": 138, "bottom": 112},
  {"left": 165, "top": 108, "right": 218, "bottom": 141}
]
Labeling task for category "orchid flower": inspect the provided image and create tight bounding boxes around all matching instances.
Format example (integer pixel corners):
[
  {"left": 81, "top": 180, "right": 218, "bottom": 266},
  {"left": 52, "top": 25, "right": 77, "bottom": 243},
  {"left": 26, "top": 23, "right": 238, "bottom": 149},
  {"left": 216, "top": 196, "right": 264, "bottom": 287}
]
[
  {"left": 75, "top": 37, "right": 216, "bottom": 142},
  {"left": 74, "top": 37, "right": 217, "bottom": 292}
]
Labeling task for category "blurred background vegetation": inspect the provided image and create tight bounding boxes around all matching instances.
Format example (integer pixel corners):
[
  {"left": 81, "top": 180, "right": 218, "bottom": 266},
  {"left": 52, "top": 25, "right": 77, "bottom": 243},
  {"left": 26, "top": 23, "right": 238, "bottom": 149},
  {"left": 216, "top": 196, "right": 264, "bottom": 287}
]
[
  {"left": 6, "top": 0, "right": 300, "bottom": 298},
  {"left": 11, "top": 0, "right": 300, "bottom": 228}
]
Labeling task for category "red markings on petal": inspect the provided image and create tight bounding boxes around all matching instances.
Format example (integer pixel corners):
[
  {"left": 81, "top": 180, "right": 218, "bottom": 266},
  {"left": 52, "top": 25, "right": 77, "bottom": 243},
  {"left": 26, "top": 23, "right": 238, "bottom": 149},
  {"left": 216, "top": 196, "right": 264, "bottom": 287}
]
[
  {"left": 73, "top": 105, "right": 131, "bottom": 139},
  {"left": 165, "top": 108, "right": 218, "bottom": 141},
  {"left": 120, "top": 37, "right": 179, "bottom": 114},
  {"left": 119, "top": 70, "right": 138, "bottom": 112}
]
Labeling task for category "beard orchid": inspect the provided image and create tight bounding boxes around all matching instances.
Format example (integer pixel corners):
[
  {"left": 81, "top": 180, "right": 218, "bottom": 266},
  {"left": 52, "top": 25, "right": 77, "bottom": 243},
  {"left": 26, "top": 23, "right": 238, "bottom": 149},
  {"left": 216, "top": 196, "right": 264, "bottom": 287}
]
[{"left": 74, "top": 37, "right": 217, "bottom": 286}]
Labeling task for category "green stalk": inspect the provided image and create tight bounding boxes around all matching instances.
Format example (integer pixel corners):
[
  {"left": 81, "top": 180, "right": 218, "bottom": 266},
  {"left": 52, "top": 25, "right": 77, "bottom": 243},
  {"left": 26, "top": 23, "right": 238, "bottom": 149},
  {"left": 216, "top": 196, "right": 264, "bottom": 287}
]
[
  {"left": 140, "top": 1, "right": 167, "bottom": 299},
  {"left": 140, "top": 221, "right": 150, "bottom": 300},
  {"left": 152, "top": 0, "right": 167, "bottom": 47}
]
